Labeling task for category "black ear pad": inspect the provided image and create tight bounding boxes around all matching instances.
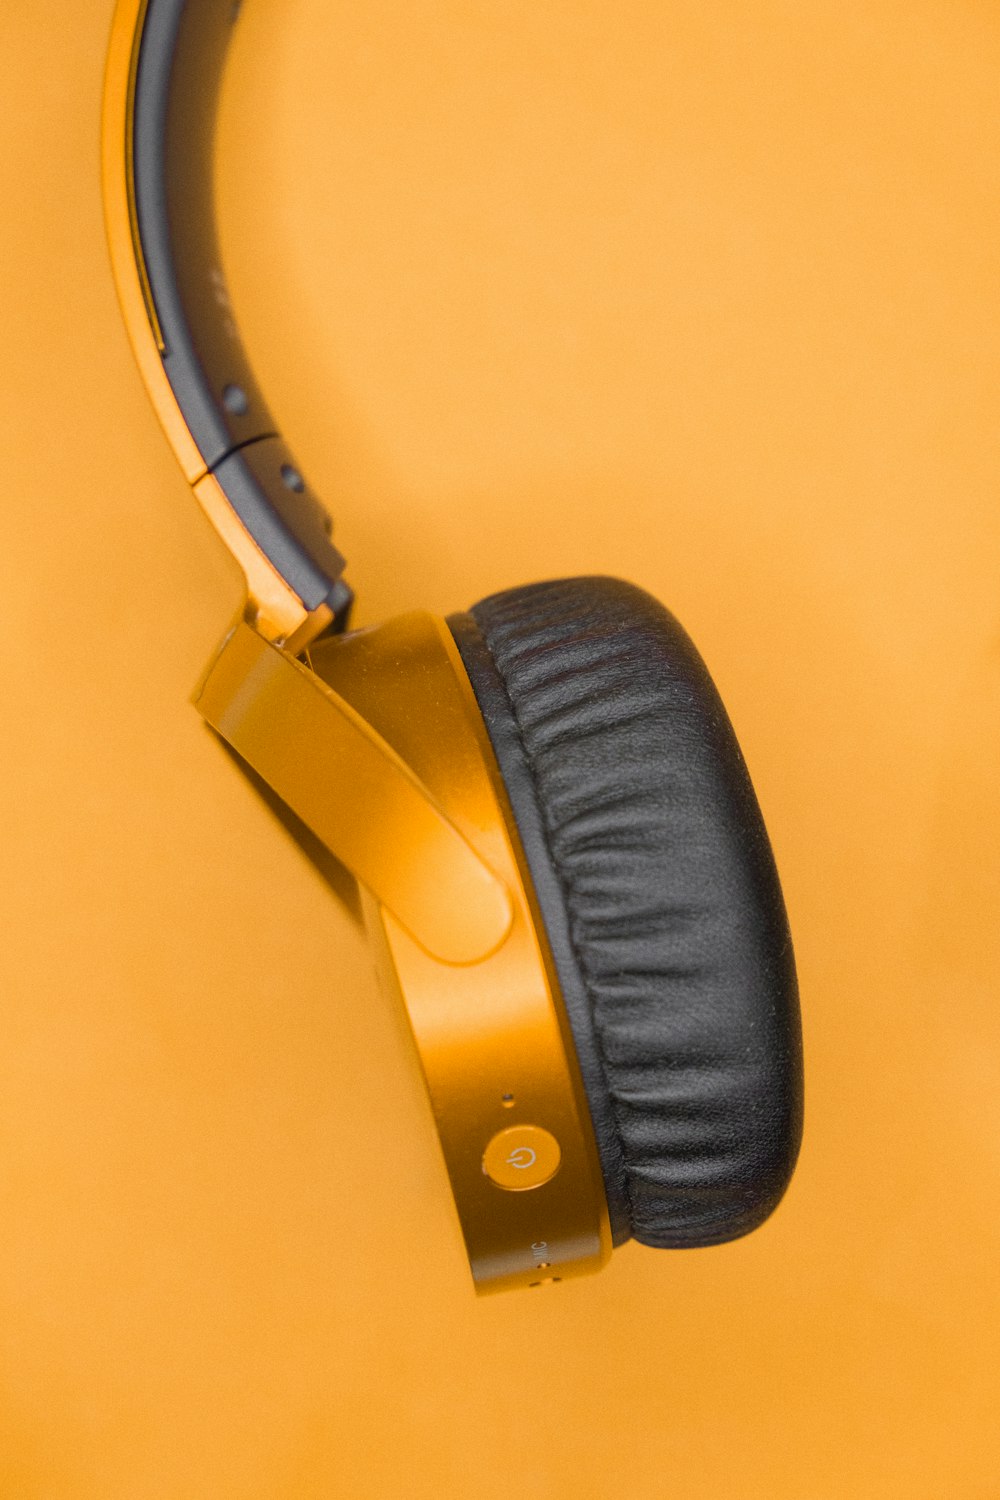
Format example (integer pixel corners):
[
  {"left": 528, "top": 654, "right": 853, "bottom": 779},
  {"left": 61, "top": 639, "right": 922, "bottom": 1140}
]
[{"left": 448, "top": 577, "right": 802, "bottom": 1250}]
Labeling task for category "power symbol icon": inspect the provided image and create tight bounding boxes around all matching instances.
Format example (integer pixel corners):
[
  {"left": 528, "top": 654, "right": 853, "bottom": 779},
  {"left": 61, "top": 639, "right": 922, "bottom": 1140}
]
[{"left": 483, "top": 1126, "right": 561, "bottom": 1190}]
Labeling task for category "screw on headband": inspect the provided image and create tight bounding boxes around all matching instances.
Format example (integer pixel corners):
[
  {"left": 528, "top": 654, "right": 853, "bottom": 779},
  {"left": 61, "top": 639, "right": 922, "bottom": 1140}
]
[{"left": 103, "top": 0, "right": 350, "bottom": 647}]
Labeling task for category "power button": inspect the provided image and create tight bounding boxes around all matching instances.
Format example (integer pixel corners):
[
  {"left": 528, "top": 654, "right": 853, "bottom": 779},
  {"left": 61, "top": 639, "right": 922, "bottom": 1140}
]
[{"left": 482, "top": 1125, "right": 562, "bottom": 1191}]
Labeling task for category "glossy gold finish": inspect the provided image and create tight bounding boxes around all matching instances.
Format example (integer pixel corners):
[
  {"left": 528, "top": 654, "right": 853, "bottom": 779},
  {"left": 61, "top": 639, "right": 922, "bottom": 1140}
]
[
  {"left": 195, "top": 618, "right": 513, "bottom": 967},
  {"left": 122, "top": 0, "right": 161, "bottom": 351},
  {"left": 198, "top": 611, "right": 611, "bottom": 1289},
  {"left": 191, "top": 472, "right": 332, "bottom": 648},
  {"left": 482, "top": 1125, "right": 562, "bottom": 1191},
  {"left": 102, "top": 0, "right": 320, "bottom": 649},
  {"left": 310, "top": 614, "right": 612, "bottom": 1293},
  {"left": 197, "top": 614, "right": 611, "bottom": 1291}
]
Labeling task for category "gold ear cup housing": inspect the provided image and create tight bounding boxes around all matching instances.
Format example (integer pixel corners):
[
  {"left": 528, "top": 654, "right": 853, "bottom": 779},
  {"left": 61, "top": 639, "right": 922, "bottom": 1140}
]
[{"left": 197, "top": 612, "right": 612, "bottom": 1293}]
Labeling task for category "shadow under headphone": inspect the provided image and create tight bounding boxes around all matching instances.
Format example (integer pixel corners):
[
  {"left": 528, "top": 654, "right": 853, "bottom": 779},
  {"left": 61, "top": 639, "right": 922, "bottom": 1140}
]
[{"left": 103, "top": 0, "right": 803, "bottom": 1293}]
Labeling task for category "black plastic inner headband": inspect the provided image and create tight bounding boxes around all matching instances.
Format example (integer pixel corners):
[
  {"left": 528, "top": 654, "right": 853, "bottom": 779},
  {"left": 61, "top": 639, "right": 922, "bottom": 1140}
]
[{"left": 133, "top": 0, "right": 350, "bottom": 616}]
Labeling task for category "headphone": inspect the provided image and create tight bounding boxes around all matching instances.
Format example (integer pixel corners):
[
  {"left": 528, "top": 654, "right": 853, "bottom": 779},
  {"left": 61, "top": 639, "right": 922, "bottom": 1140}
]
[{"left": 102, "top": 0, "right": 803, "bottom": 1294}]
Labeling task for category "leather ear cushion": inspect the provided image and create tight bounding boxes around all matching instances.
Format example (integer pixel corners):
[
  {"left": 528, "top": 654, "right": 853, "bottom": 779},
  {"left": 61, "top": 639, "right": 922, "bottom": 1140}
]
[{"left": 448, "top": 578, "right": 802, "bottom": 1250}]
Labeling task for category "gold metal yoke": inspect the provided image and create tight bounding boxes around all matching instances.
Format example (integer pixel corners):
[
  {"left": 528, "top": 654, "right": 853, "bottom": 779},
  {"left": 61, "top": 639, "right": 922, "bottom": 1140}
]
[
  {"left": 196, "top": 612, "right": 611, "bottom": 1293},
  {"left": 197, "top": 620, "right": 512, "bottom": 966}
]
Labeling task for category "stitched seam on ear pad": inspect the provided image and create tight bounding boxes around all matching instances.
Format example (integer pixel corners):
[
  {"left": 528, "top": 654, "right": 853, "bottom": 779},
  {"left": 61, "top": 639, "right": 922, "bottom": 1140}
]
[{"left": 459, "top": 578, "right": 803, "bottom": 1251}]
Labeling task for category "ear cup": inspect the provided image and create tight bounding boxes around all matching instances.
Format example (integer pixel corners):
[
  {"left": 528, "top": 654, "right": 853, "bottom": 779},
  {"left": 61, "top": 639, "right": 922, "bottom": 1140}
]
[{"left": 448, "top": 578, "right": 802, "bottom": 1250}]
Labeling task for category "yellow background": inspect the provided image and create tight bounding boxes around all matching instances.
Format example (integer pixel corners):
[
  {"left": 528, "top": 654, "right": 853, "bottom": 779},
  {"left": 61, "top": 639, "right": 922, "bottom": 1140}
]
[{"left": 2, "top": 1, "right": 999, "bottom": 1495}]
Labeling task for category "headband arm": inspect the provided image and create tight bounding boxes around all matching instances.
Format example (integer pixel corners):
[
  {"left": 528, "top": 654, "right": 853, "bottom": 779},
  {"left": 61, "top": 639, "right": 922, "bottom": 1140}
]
[{"left": 130, "top": 0, "right": 349, "bottom": 619}]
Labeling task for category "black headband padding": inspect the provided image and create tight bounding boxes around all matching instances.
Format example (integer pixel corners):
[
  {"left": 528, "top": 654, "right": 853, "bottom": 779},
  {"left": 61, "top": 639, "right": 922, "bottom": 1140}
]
[
  {"left": 449, "top": 578, "right": 802, "bottom": 1249},
  {"left": 131, "top": 0, "right": 348, "bottom": 612},
  {"left": 133, "top": 0, "right": 270, "bottom": 467}
]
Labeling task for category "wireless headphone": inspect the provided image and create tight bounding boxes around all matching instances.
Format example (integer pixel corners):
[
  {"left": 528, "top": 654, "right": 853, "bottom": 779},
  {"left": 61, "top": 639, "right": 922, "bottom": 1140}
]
[{"left": 103, "top": 0, "right": 803, "bottom": 1293}]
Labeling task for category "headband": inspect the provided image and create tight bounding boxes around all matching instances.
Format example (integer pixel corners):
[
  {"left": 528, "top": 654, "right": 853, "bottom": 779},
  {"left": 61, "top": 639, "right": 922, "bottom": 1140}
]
[{"left": 104, "top": 0, "right": 351, "bottom": 644}]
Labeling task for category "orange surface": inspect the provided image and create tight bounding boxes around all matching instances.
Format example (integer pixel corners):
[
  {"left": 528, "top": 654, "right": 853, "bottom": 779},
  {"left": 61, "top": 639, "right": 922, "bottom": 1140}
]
[{"left": 2, "top": 1, "right": 999, "bottom": 1495}]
